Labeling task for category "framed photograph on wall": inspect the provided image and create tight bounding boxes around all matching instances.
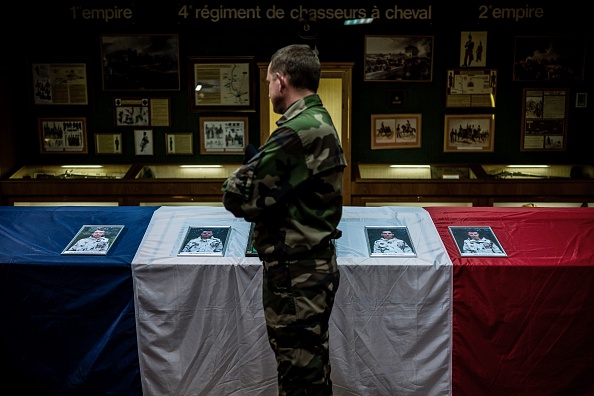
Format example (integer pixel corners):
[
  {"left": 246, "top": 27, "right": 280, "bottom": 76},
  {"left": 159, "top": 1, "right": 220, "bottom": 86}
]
[
  {"left": 521, "top": 88, "right": 568, "bottom": 151},
  {"left": 177, "top": 226, "right": 231, "bottom": 256},
  {"left": 460, "top": 31, "right": 487, "bottom": 68},
  {"left": 364, "top": 226, "right": 416, "bottom": 257},
  {"left": 38, "top": 117, "right": 87, "bottom": 153},
  {"left": 95, "top": 133, "right": 122, "bottom": 154},
  {"left": 166, "top": 133, "right": 193, "bottom": 155},
  {"left": 364, "top": 35, "right": 433, "bottom": 82},
  {"left": 134, "top": 129, "right": 153, "bottom": 155},
  {"left": 200, "top": 116, "right": 248, "bottom": 155},
  {"left": 513, "top": 36, "right": 585, "bottom": 82},
  {"left": 189, "top": 56, "right": 255, "bottom": 111},
  {"left": 61, "top": 225, "right": 124, "bottom": 255},
  {"left": 100, "top": 34, "right": 180, "bottom": 91},
  {"left": 446, "top": 69, "right": 497, "bottom": 108},
  {"left": 444, "top": 114, "right": 494, "bottom": 153},
  {"left": 371, "top": 113, "right": 421, "bottom": 149},
  {"left": 114, "top": 97, "right": 171, "bottom": 127},
  {"left": 448, "top": 226, "right": 507, "bottom": 257},
  {"left": 32, "top": 62, "right": 89, "bottom": 105}
]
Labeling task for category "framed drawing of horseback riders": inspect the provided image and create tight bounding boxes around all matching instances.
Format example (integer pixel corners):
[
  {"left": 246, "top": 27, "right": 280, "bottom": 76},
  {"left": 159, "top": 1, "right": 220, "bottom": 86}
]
[
  {"left": 443, "top": 114, "right": 495, "bottom": 153},
  {"left": 199, "top": 116, "right": 248, "bottom": 155},
  {"left": 371, "top": 114, "right": 422, "bottom": 150}
]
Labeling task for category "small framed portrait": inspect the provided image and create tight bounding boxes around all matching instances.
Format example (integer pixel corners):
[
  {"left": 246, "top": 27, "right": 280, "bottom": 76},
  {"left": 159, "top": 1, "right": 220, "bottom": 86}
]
[
  {"left": 95, "top": 133, "right": 122, "bottom": 155},
  {"left": 166, "top": 133, "right": 193, "bottom": 155},
  {"left": 177, "top": 226, "right": 231, "bottom": 256},
  {"left": 134, "top": 129, "right": 154, "bottom": 155},
  {"left": 61, "top": 225, "right": 124, "bottom": 255},
  {"left": 364, "top": 226, "right": 417, "bottom": 257},
  {"left": 443, "top": 114, "right": 494, "bottom": 153},
  {"left": 448, "top": 226, "right": 507, "bottom": 257},
  {"left": 371, "top": 113, "right": 422, "bottom": 149},
  {"left": 245, "top": 223, "right": 258, "bottom": 257},
  {"left": 460, "top": 31, "right": 487, "bottom": 68}
]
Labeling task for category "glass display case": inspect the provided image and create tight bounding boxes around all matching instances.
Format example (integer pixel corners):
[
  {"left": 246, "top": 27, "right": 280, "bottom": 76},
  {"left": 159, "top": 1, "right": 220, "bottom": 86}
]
[
  {"left": 9, "top": 164, "right": 132, "bottom": 180},
  {"left": 482, "top": 164, "right": 594, "bottom": 180},
  {"left": 134, "top": 164, "right": 241, "bottom": 179},
  {"left": 357, "top": 164, "right": 478, "bottom": 180}
]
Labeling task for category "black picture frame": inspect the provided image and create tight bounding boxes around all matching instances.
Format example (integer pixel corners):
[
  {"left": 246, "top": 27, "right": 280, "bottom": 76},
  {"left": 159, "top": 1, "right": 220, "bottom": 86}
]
[
  {"left": 364, "top": 35, "right": 433, "bottom": 82},
  {"left": 513, "top": 36, "right": 585, "bottom": 82},
  {"left": 100, "top": 34, "right": 180, "bottom": 91}
]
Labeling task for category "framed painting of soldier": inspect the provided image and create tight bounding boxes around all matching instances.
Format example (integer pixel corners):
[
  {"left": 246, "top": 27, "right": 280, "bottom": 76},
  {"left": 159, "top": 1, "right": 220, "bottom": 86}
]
[{"left": 371, "top": 114, "right": 422, "bottom": 150}]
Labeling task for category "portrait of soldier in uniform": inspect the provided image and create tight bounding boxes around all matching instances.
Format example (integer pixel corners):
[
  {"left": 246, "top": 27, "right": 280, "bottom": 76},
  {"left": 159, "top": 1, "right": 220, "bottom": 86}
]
[
  {"left": 62, "top": 225, "right": 124, "bottom": 255},
  {"left": 449, "top": 226, "right": 507, "bottom": 257}
]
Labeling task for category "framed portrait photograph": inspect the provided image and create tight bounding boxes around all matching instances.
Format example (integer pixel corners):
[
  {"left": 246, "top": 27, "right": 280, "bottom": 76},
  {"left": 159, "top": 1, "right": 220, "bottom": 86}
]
[
  {"left": 114, "top": 97, "right": 171, "bottom": 127},
  {"left": 166, "top": 133, "right": 193, "bottom": 155},
  {"left": 189, "top": 56, "right": 255, "bottom": 111},
  {"left": 38, "top": 117, "right": 87, "bottom": 154},
  {"left": 61, "top": 225, "right": 124, "bottom": 255},
  {"left": 365, "top": 226, "right": 416, "bottom": 257},
  {"left": 32, "top": 62, "right": 89, "bottom": 105},
  {"left": 177, "top": 226, "right": 231, "bottom": 256},
  {"left": 134, "top": 129, "right": 153, "bottom": 155},
  {"left": 245, "top": 223, "right": 258, "bottom": 257},
  {"left": 448, "top": 226, "right": 507, "bottom": 257},
  {"left": 371, "top": 114, "right": 421, "bottom": 150},
  {"left": 364, "top": 35, "right": 433, "bottom": 82},
  {"left": 446, "top": 69, "right": 497, "bottom": 108},
  {"left": 459, "top": 31, "right": 487, "bottom": 68},
  {"left": 100, "top": 34, "right": 180, "bottom": 91},
  {"left": 513, "top": 36, "right": 585, "bottom": 82},
  {"left": 521, "top": 88, "right": 568, "bottom": 151},
  {"left": 443, "top": 114, "right": 494, "bottom": 153},
  {"left": 95, "top": 133, "right": 122, "bottom": 155},
  {"left": 200, "top": 116, "right": 248, "bottom": 155}
]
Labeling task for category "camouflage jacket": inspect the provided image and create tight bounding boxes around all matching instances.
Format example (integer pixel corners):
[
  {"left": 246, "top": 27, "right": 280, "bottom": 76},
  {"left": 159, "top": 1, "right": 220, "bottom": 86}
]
[{"left": 222, "top": 94, "right": 347, "bottom": 260}]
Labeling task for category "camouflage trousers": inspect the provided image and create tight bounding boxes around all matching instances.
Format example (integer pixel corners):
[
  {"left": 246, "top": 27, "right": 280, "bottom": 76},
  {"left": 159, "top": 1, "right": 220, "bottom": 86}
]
[{"left": 262, "top": 251, "right": 340, "bottom": 396}]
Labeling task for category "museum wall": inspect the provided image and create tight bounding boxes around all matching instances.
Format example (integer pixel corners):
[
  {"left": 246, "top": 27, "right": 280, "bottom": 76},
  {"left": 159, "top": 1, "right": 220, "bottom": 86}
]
[{"left": 0, "top": 0, "right": 591, "bottom": 178}]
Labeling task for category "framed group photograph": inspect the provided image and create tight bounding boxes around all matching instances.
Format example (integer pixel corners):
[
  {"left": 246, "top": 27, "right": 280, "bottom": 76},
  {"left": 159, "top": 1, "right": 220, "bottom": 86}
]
[
  {"left": 446, "top": 69, "right": 497, "bottom": 108},
  {"left": 114, "top": 97, "right": 171, "bottom": 127},
  {"left": 365, "top": 226, "right": 416, "bottom": 257},
  {"left": 189, "top": 56, "right": 255, "bottom": 111},
  {"left": 364, "top": 35, "right": 434, "bottom": 82},
  {"left": 460, "top": 31, "right": 487, "bottom": 68},
  {"left": 199, "top": 116, "right": 248, "bottom": 155},
  {"left": 521, "top": 88, "right": 568, "bottom": 151},
  {"left": 61, "top": 225, "right": 124, "bottom": 255},
  {"left": 166, "top": 133, "right": 193, "bottom": 155},
  {"left": 100, "top": 34, "right": 180, "bottom": 91},
  {"left": 371, "top": 114, "right": 422, "bottom": 150},
  {"left": 448, "top": 226, "right": 507, "bottom": 257},
  {"left": 32, "top": 62, "right": 89, "bottom": 105},
  {"left": 177, "top": 226, "right": 231, "bottom": 256},
  {"left": 443, "top": 114, "right": 494, "bottom": 153},
  {"left": 38, "top": 117, "right": 87, "bottom": 153},
  {"left": 513, "top": 36, "right": 585, "bottom": 82},
  {"left": 134, "top": 129, "right": 154, "bottom": 155},
  {"left": 95, "top": 133, "right": 122, "bottom": 154}
]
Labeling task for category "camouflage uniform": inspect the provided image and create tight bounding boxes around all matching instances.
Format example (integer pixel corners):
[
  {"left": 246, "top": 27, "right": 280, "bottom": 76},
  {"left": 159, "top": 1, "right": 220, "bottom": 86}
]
[
  {"left": 463, "top": 237, "right": 502, "bottom": 254},
  {"left": 68, "top": 236, "right": 109, "bottom": 252},
  {"left": 181, "top": 236, "right": 223, "bottom": 253},
  {"left": 373, "top": 237, "right": 412, "bottom": 254},
  {"left": 223, "top": 93, "right": 347, "bottom": 395}
]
